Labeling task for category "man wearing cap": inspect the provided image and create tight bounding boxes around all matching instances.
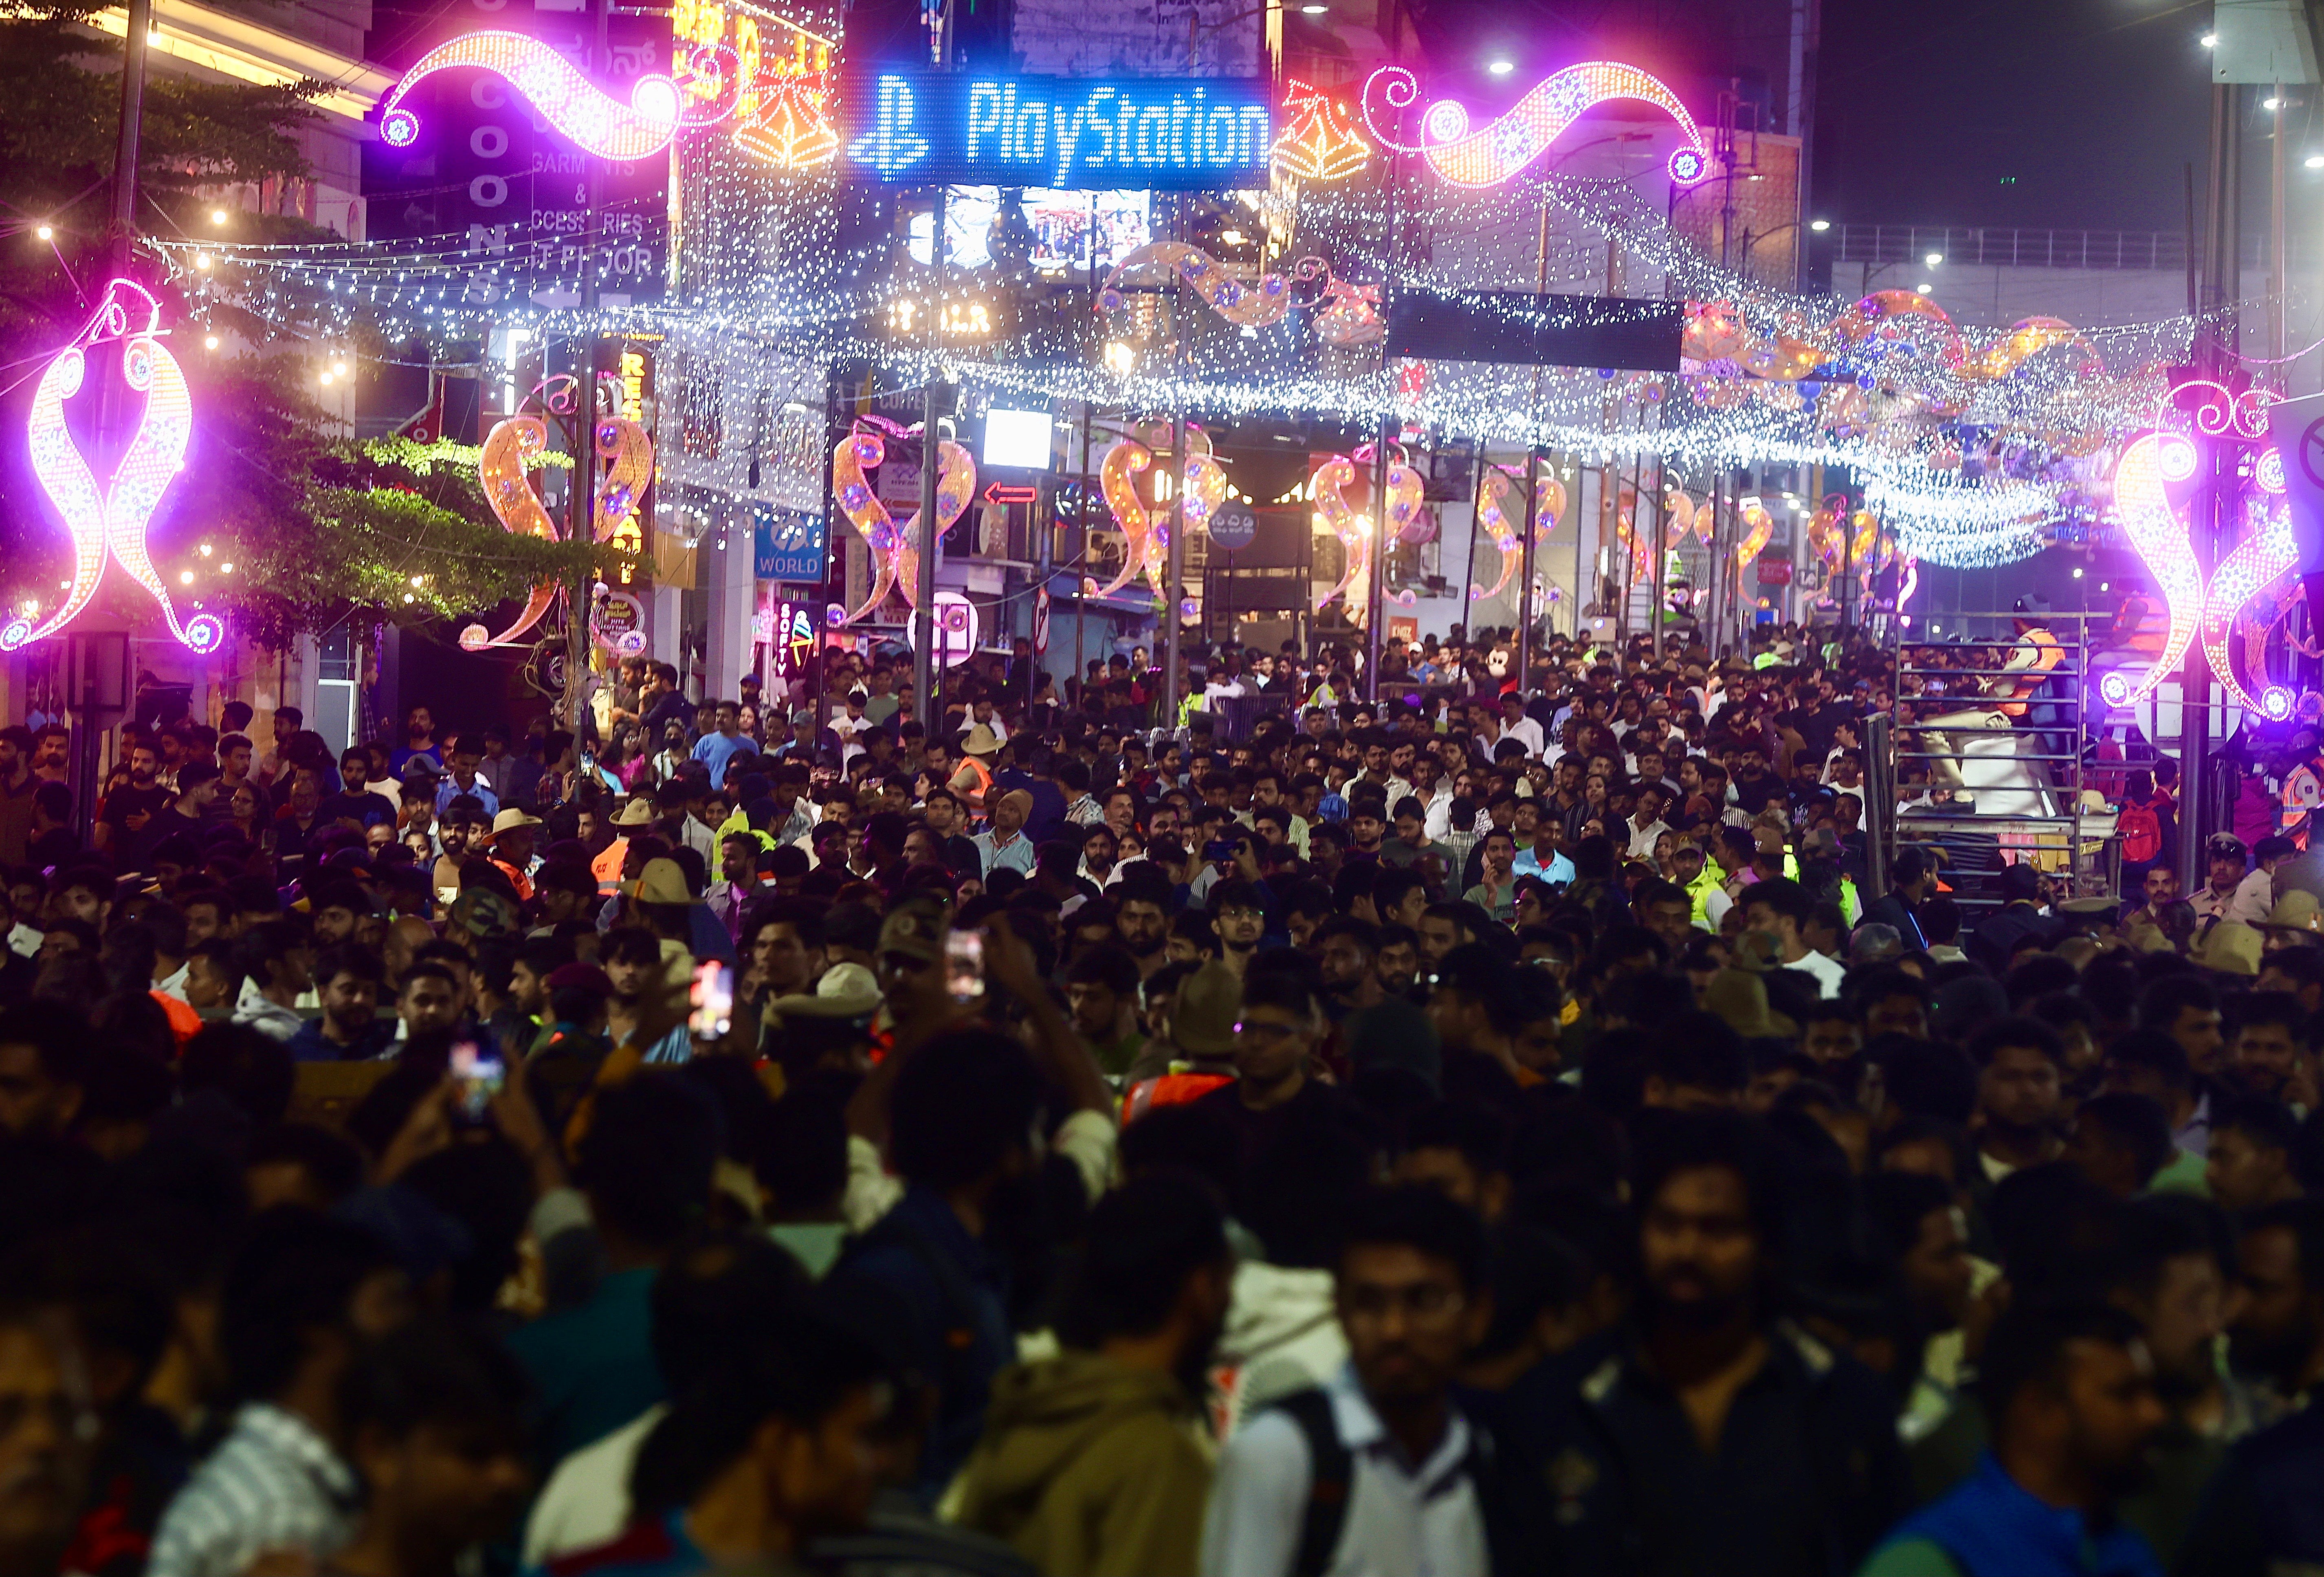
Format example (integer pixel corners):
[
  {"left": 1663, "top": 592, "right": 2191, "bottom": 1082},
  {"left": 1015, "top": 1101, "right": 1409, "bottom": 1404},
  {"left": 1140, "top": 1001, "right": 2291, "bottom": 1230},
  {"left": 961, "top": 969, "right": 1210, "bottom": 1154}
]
[
  {"left": 592, "top": 797, "right": 657, "bottom": 894},
  {"left": 2191, "top": 833, "right": 2251, "bottom": 922},
  {"left": 973, "top": 790, "right": 1037, "bottom": 880},
  {"left": 1121, "top": 960, "right": 1242, "bottom": 1117},
  {"left": 484, "top": 808, "right": 543, "bottom": 901},
  {"left": 953, "top": 725, "right": 1000, "bottom": 815}
]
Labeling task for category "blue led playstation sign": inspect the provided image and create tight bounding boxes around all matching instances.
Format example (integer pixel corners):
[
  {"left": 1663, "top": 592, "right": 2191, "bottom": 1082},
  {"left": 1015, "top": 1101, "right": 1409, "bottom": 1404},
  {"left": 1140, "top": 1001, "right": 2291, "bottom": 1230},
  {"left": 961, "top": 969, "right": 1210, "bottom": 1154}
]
[{"left": 839, "top": 70, "right": 1275, "bottom": 189}]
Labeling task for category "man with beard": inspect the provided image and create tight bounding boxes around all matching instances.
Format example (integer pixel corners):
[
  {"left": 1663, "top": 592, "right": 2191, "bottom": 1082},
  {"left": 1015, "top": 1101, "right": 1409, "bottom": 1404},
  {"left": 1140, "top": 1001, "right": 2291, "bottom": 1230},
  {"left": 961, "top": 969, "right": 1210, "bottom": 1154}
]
[
  {"left": 427, "top": 808, "right": 480, "bottom": 906},
  {"left": 286, "top": 944, "right": 394, "bottom": 1061},
  {"left": 1537, "top": 1111, "right": 1909, "bottom": 1577},
  {"left": 94, "top": 742, "right": 170, "bottom": 866},
  {"left": 29, "top": 724, "right": 70, "bottom": 787},
  {"left": 952, "top": 1176, "right": 1229, "bottom": 1576},
  {"left": 1204, "top": 1187, "right": 1511, "bottom": 1577},
  {"left": 1114, "top": 871, "right": 1174, "bottom": 982},
  {"left": 0, "top": 726, "right": 34, "bottom": 866},
  {"left": 1315, "top": 916, "right": 1383, "bottom": 1021},
  {"left": 1864, "top": 1303, "right": 2168, "bottom": 1577},
  {"left": 2226, "top": 1199, "right": 2324, "bottom": 1416}
]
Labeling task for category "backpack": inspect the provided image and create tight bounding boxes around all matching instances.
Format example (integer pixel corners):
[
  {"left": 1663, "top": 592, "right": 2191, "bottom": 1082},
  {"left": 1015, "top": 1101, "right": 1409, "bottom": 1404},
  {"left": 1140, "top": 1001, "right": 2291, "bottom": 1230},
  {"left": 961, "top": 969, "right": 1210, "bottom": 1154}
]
[
  {"left": 2119, "top": 797, "right": 2163, "bottom": 864},
  {"left": 1266, "top": 1387, "right": 1532, "bottom": 1577}
]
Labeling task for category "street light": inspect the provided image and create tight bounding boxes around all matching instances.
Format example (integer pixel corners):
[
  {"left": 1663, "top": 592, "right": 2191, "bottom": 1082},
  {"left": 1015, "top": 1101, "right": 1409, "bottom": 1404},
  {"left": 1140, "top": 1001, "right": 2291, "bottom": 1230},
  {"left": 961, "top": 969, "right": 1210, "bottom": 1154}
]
[
  {"left": 1924, "top": 251, "right": 1943, "bottom": 266},
  {"left": 1487, "top": 58, "right": 1515, "bottom": 75},
  {"left": 1808, "top": 218, "right": 1830, "bottom": 231},
  {"left": 2201, "top": 30, "right": 2216, "bottom": 46}
]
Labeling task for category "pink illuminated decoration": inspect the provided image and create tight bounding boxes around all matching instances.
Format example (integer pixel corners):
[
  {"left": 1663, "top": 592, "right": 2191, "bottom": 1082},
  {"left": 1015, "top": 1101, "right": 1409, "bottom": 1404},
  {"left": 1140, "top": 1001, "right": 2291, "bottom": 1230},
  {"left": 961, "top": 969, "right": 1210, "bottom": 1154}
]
[
  {"left": 461, "top": 414, "right": 563, "bottom": 652},
  {"left": 7, "top": 280, "right": 221, "bottom": 654},
  {"left": 2102, "top": 433, "right": 2205, "bottom": 709},
  {"left": 1361, "top": 62, "right": 1710, "bottom": 189},
  {"left": 2199, "top": 456, "right": 2299, "bottom": 720},
  {"left": 829, "top": 423, "right": 974, "bottom": 627},
  {"left": 378, "top": 32, "right": 684, "bottom": 162}
]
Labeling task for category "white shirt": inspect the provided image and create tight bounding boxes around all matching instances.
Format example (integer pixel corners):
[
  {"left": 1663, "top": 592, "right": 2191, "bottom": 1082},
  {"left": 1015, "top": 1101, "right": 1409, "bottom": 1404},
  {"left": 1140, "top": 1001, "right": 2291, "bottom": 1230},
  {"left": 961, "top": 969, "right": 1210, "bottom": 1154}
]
[
  {"left": 1201, "top": 1363, "right": 1489, "bottom": 1577},
  {"left": 1501, "top": 715, "right": 1546, "bottom": 757},
  {"left": 523, "top": 1404, "right": 664, "bottom": 1566},
  {"left": 1625, "top": 817, "right": 1671, "bottom": 860},
  {"left": 1783, "top": 948, "right": 1848, "bottom": 999},
  {"left": 2229, "top": 867, "right": 2276, "bottom": 926},
  {"left": 7, "top": 921, "right": 40, "bottom": 958}
]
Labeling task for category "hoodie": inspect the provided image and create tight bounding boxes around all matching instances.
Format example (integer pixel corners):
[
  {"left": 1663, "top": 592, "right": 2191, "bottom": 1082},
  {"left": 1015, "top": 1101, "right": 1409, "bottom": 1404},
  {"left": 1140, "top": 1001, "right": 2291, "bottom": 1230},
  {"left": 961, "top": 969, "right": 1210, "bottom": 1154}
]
[
  {"left": 948, "top": 1351, "right": 1214, "bottom": 1577},
  {"left": 1207, "top": 1260, "right": 1348, "bottom": 1438},
  {"left": 232, "top": 976, "right": 303, "bottom": 1042}
]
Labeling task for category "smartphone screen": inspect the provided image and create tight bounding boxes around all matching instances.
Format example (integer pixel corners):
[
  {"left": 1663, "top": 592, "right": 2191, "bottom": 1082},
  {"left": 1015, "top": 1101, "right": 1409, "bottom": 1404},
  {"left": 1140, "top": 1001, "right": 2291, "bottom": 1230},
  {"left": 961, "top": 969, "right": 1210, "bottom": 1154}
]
[
  {"left": 690, "top": 959, "right": 734, "bottom": 1038},
  {"left": 449, "top": 1041, "right": 504, "bottom": 1122},
  {"left": 945, "top": 929, "right": 985, "bottom": 1003}
]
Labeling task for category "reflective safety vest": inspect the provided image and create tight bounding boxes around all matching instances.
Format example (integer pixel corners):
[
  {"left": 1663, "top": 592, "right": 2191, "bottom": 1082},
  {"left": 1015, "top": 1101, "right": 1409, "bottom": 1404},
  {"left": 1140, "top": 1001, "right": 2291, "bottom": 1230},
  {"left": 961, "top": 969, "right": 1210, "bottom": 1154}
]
[
  {"left": 1841, "top": 878, "right": 1861, "bottom": 927},
  {"left": 1687, "top": 865, "right": 1724, "bottom": 927}
]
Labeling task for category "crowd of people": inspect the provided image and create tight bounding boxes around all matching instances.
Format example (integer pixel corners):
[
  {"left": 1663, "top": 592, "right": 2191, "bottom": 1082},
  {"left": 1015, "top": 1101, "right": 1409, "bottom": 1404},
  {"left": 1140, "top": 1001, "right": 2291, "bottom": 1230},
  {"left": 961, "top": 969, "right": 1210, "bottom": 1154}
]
[{"left": 0, "top": 622, "right": 2318, "bottom": 1577}]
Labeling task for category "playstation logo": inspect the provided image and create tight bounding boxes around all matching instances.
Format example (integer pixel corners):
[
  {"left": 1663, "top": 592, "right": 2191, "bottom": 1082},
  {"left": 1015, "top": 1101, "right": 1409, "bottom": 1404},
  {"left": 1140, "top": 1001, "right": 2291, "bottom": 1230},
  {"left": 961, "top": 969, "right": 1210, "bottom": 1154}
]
[{"left": 848, "top": 75, "right": 930, "bottom": 175}]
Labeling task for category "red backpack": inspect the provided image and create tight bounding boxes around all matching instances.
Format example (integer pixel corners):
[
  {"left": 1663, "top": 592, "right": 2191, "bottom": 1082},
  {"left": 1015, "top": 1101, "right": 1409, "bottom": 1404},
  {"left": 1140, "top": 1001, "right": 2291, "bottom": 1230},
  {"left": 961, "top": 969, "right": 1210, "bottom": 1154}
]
[{"left": 2119, "top": 798, "right": 2163, "bottom": 864}]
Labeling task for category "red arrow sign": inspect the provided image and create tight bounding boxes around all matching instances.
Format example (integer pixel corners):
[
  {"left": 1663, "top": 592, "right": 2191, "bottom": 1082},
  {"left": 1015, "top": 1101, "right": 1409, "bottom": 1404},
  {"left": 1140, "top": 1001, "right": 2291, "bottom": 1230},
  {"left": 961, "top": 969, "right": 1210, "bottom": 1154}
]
[{"left": 983, "top": 483, "right": 1038, "bottom": 504}]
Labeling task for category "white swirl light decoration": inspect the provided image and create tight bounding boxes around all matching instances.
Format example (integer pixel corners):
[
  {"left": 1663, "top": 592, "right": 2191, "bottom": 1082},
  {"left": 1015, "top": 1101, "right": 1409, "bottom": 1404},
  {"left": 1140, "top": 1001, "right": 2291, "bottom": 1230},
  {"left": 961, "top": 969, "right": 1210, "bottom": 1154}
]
[
  {"left": 6, "top": 279, "right": 219, "bottom": 654},
  {"left": 2101, "top": 432, "right": 2205, "bottom": 708},
  {"left": 378, "top": 32, "right": 683, "bottom": 162}
]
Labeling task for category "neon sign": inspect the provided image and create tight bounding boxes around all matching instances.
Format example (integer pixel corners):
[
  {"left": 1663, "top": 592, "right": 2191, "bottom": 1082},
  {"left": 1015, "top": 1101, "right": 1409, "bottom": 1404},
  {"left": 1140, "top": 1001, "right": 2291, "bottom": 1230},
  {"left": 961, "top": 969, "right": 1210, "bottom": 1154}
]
[
  {"left": 838, "top": 70, "right": 1274, "bottom": 189},
  {"left": 379, "top": 32, "right": 684, "bottom": 162},
  {"left": 5, "top": 279, "right": 221, "bottom": 654},
  {"left": 1362, "top": 62, "right": 1710, "bottom": 189}
]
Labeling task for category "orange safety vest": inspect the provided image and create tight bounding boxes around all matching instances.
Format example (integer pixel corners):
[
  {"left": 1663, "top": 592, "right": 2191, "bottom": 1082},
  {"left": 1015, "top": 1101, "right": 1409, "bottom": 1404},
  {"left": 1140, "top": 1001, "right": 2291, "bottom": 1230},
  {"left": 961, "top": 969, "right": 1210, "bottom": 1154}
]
[
  {"left": 1995, "top": 628, "right": 2064, "bottom": 718},
  {"left": 591, "top": 836, "right": 628, "bottom": 895}
]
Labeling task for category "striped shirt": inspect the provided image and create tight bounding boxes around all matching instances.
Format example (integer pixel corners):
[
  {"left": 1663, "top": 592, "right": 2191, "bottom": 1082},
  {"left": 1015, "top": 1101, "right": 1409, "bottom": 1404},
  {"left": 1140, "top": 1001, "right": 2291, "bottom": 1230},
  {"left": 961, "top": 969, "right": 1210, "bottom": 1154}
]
[{"left": 147, "top": 1403, "right": 360, "bottom": 1577}]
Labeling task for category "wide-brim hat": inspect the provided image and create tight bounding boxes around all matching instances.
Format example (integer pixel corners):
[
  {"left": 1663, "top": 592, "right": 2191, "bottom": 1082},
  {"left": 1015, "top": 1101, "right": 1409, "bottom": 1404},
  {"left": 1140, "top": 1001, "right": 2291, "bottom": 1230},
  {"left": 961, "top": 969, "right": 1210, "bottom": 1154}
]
[
  {"left": 2261, "top": 891, "right": 2323, "bottom": 933},
  {"left": 767, "top": 961, "right": 882, "bottom": 1019},
  {"left": 611, "top": 798, "right": 656, "bottom": 827},
  {"left": 1171, "top": 960, "right": 1241, "bottom": 1059},
  {"left": 962, "top": 724, "right": 1002, "bottom": 757},
  {"left": 625, "top": 856, "right": 704, "bottom": 906},
  {"left": 2193, "top": 919, "right": 2263, "bottom": 976},
  {"left": 486, "top": 807, "right": 543, "bottom": 842}
]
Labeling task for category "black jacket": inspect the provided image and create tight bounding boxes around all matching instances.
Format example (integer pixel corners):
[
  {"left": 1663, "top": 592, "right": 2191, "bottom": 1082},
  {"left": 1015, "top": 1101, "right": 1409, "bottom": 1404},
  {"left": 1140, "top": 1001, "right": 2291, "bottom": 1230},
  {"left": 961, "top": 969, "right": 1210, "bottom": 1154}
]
[{"left": 1512, "top": 1321, "right": 1914, "bottom": 1577}]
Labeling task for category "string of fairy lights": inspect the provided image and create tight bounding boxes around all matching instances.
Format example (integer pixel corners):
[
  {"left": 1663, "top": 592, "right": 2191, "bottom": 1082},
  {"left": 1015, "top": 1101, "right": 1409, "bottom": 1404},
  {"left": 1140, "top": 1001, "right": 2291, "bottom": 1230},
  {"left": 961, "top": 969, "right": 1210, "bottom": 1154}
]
[{"left": 149, "top": 74, "right": 2222, "bottom": 573}]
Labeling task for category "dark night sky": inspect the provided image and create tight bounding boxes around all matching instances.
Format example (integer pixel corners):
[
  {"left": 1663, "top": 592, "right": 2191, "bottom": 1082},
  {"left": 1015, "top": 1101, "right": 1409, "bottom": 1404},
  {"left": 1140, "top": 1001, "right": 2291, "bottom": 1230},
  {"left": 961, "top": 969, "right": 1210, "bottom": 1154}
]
[
  {"left": 1815, "top": 0, "right": 2214, "bottom": 232},
  {"left": 1407, "top": 0, "right": 2219, "bottom": 233}
]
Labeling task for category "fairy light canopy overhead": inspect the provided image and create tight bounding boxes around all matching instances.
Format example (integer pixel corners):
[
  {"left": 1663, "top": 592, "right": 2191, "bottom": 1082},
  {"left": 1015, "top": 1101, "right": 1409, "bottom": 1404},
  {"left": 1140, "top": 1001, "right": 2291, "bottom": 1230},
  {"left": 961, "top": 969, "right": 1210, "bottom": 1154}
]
[{"left": 174, "top": 39, "right": 2194, "bottom": 570}]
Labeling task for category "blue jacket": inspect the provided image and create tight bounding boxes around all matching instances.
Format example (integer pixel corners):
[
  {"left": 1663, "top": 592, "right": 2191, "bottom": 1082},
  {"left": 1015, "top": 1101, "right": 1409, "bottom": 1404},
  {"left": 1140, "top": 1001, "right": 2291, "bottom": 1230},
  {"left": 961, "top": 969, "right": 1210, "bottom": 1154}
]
[{"left": 1873, "top": 1453, "right": 2160, "bottom": 1577}]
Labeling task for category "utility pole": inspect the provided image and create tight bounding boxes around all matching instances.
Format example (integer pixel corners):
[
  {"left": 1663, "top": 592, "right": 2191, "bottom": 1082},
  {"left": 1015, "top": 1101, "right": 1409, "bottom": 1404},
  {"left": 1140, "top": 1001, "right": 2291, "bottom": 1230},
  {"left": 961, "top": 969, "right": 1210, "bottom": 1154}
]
[
  {"left": 110, "top": 0, "right": 152, "bottom": 273},
  {"left": 2183, "top": 81, "right": 2239, "bottom": 881},
  {"left": 914, "top": 188, "right": 947, "bottom": 739},
  {"left": 562, "top": 0, "right": 610, "bottom": 732}
]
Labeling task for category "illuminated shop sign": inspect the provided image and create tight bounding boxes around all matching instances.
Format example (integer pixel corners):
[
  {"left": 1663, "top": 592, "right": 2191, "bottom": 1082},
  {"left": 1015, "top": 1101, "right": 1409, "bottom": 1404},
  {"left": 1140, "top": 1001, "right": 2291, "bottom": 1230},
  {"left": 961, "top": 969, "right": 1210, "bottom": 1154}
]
[{"left": 839, "top": 70, "right": 1273, "bottom": 189}]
